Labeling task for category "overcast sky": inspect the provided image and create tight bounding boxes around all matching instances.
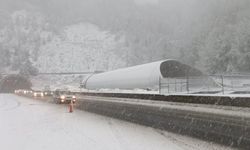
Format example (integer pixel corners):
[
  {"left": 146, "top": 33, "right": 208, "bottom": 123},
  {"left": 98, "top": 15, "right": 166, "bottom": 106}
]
[{"left": 134, "top": 0, "right": 159, "bottom": 5}]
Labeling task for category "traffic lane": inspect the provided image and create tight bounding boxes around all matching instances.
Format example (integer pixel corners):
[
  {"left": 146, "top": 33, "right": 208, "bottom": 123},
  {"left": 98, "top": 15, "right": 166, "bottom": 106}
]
[{"left": 0, "top": 94, "right": 187, "bottom": 150}]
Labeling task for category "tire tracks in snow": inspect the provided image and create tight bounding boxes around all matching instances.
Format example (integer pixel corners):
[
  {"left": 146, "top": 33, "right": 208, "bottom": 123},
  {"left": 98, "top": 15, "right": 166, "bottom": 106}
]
[
  {"left": 0, "top": 98, "right": 7, "bottom": 108},
  {"left": 106, "top": 118, "right": 130, "bottom": 150},
  {"left": 155, "top": 129, "right": 206, "bottom": 150},
  {"left": 60, "top": 113, "right": 110, "bottom": 150}
]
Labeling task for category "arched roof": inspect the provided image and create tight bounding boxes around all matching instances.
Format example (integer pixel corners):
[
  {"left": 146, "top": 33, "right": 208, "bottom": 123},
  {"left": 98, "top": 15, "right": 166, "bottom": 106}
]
[{"left": 84, "top": 59, "right": 203, "bottom": 90}]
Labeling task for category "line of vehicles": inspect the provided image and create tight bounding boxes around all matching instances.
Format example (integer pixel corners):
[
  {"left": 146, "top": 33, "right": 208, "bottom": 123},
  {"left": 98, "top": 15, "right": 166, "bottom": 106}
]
[{"left": 15, "top": 86, "right": 77, "bottom": 104}]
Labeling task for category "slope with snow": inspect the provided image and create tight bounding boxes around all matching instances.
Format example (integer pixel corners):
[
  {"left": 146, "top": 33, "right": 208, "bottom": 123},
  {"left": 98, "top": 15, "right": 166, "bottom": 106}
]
[{"left": 35, "top": 23, "right": 126, "bottom": 73}]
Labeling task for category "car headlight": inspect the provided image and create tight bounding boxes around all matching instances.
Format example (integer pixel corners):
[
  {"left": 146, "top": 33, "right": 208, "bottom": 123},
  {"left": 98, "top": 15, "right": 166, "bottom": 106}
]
[
  {"left": 60, "top": 95, "right": 65, "bottom": 99},
  {"left": 34, "top": 93, "right": 37, "bottom": 96},
  {"left": 41, "top": 93, "right": 44, "bottom": 96},
  {"left": 72, "top": 96, "right": 76, "bottom": 99}
]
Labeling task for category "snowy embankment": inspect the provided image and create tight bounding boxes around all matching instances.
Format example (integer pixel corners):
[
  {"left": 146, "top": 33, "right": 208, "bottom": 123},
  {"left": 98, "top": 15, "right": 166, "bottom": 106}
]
[
  {"left": 30, "top": 74, "right": 160, "bottom": 94},
  {"left": 0, "top": 94, "right": 230, "bottom": 150},
  {"left": 31, "top": 75, "right": 82, "bottom": 91}
]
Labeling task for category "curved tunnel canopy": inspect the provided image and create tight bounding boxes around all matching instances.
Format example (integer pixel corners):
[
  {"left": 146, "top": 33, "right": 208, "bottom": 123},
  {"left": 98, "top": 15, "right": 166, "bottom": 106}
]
[
  {"left": 0, "top": 75, "right": 32, "bottom": 93},
  {"left": 84, "top": 59, "right": 204, "bottom": 90}
]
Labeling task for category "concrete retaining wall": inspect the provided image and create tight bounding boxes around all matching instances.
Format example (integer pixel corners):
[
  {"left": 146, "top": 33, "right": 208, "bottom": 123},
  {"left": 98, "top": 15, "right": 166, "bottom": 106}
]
[
  {"left": 76, "top": 96, "right": 250, "bottom": 149},
  {"left": 78, "top": 92, "right": 250, "bottom": 108}
]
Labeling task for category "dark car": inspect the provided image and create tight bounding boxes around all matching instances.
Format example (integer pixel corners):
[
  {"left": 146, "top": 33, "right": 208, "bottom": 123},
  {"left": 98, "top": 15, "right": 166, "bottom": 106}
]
[
  {"left": 43, "top": 91, "right": 53, "bottom": 96},
  {"left": 53, "top": 90, "right": 76, "bottom": 104},
  {"left": 43, "top": 85, "right": 53, "bottom": 96}
]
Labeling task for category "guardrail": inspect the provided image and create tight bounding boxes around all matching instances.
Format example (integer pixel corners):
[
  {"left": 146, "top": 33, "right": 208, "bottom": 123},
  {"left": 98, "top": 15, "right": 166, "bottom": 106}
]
[{"left": 76, "top": 92, "right": 250, "bottom": 108}]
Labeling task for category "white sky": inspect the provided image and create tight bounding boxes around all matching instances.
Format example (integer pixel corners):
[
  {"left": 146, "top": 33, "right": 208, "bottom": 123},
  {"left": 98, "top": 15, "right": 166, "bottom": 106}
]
[{"left": 134, "top": 0, "right": 159, "bottom": 5}]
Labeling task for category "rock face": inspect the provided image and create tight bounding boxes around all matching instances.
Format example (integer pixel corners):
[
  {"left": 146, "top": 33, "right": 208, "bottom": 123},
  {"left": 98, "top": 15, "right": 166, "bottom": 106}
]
[{"left": 0, "top": 75, "right": 32, "bottom": 93}]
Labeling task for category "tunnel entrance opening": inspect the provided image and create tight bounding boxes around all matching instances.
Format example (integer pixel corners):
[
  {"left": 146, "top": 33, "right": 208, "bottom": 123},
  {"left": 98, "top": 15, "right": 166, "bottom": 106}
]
[
  {"left": 0, "top": 75, "right": 32, "bottom": 93},
  {"left": 160, "top": 60, "right": 203, "bottom": 78}
]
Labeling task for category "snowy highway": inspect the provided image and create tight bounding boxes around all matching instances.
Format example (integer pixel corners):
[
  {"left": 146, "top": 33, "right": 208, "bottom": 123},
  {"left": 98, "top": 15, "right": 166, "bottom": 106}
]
[{"left": 0, "top": 94, "right": 233, "bottom": 150}]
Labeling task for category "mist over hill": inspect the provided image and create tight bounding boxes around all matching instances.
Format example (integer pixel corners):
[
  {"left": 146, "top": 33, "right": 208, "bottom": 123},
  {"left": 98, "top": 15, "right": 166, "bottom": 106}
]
[{"left": 1, "top": 0, "right": 250, "bottom": 74}]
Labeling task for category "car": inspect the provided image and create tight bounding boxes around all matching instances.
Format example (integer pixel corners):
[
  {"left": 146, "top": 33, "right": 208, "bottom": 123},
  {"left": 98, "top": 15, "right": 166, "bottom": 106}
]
[
  {"left": 33, "top": 91, "right": 44, "bottom": 97},
  {"left": 43, "top": 90, "right": 53, "bottom": 96},
  {"left": 53, "top": 90, "right": 76, "bottom": 104},
  {"left": 25, "top": 90, "right": 33, "bottom": 95},
  {"left": 43, "top": 85, "right": 53, "bottom": 96},
  {"left": 15, "top": 89, "right": 33, "bottom": 95},
  {"left": 14, "top": 89, "right": 22, "bottom": 94}
]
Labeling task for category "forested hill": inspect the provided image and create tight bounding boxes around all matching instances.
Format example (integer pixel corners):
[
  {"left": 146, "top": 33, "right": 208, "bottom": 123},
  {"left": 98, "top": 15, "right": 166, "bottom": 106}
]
[{"left": 1, "top": 0, "right": 250, "bottom": 75}]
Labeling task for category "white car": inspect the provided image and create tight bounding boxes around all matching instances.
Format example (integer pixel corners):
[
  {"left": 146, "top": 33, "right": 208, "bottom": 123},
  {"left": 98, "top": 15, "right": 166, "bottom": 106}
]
[
  {"left": 33, "top": 91, "right": 44, "bottom": 97},
  {"left": 15, "top": 89, "right": 33, "bottom": 95}
]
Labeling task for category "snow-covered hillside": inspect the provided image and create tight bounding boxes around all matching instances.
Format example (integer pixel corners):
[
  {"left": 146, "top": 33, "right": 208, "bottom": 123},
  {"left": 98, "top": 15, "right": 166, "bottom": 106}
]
[{"left": 35, "top": 23, "right": 126, "bottom": 73}]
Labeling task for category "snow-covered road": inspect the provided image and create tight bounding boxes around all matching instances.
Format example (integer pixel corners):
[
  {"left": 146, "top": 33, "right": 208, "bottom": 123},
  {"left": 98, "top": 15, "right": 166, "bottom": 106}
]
[{"left": 0, "top": 94, "right": 233, "bottom": 150}]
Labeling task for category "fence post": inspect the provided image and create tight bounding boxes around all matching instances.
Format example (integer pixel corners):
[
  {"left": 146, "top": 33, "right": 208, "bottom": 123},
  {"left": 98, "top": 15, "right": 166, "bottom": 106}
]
[
  {"left": 207, "top": 76, "right": 210, "bottom": 92},
  {"left": 186, "top": 74, "right": 189, "bottom": 94},
  {"left": 159, "top": 76, "right": 161, "bottom": 94},
  {"left": 168, "top": 78, "right": 170, "bottom": 94},
  {"left": 221, "top": 75, "right": 224, "bottom": 94},
  {"left": 180, "top": 80, "right": 182, "bottom": 92},
  {"left": 174, "top": 78, "right": 177, "bottom": 92},
  {"left": 231, "top": 76, "right": 234, "bottom": 91}
]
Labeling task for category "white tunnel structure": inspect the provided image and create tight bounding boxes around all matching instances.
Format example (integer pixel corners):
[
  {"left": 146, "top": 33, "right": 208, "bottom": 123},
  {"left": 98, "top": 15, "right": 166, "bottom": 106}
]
[{"left": 83, "top": 60, "right": 204, "bottom": 90}]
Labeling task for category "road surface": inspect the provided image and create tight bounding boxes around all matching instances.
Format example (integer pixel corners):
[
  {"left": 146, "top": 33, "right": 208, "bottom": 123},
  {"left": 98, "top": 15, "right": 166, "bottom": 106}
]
[{"left": 0, "top": 94, "right": 233, "bottom": 150}]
